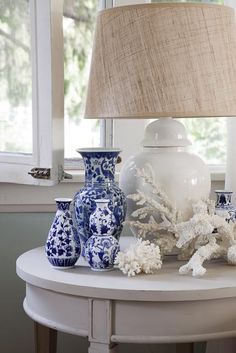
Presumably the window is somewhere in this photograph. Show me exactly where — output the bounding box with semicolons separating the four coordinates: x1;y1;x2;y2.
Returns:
0;0;32;155
180;118;227;167
0;0;64;185
0;0;231;187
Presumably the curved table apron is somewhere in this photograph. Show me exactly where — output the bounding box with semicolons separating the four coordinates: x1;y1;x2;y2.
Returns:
16;244;236;352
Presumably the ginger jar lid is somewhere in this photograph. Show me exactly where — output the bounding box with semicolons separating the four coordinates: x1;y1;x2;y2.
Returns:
141;118;192;147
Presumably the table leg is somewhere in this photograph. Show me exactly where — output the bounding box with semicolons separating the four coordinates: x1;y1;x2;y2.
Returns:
176;343;194;353
88;342;118;353
34;321;57;353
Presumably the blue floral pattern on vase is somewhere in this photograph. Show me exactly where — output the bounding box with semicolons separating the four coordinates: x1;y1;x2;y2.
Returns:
215;190;236;222
73;148;126;254
89;199;115;236
45;198;81;268
85;235;120;271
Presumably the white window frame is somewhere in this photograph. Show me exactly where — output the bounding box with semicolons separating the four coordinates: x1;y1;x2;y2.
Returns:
0;0;64;186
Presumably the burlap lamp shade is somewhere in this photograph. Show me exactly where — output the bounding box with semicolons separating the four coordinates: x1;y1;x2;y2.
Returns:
85;3;236;119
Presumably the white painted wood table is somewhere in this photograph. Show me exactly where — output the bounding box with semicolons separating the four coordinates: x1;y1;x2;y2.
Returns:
16;237;236;353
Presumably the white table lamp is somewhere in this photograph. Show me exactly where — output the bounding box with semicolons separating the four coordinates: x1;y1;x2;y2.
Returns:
84;3;236;222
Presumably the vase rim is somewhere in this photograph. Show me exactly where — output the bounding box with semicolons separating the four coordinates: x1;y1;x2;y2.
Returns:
76;147;121;153
55;198;73;203
94;198;110;203
215;190;233;194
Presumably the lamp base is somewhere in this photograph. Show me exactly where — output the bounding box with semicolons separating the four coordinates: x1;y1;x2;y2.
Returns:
119;118;211;226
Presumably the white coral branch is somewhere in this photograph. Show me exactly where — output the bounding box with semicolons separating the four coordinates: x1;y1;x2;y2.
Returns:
176;214;214;248
134;190;175;223
115;239;162;277
131;206;156;220
179;237;220;277
135;164;174;211
126;162;236;277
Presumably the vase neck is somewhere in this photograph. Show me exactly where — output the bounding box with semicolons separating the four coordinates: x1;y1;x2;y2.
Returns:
94;199;110;209
55;199;72;211
81;150;120;184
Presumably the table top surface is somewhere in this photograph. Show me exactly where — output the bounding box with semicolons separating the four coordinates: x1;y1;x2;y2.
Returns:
16;237;236;302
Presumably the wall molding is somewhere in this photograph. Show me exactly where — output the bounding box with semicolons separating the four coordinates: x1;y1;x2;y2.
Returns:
0;204;56;213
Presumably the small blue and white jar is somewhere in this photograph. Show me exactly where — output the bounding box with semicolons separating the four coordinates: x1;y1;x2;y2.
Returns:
85;235;120;271
45;198;81;269
85;199;120;271
215;190;236;222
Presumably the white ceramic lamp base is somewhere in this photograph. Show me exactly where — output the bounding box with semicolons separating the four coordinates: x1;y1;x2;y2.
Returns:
120;118;211;224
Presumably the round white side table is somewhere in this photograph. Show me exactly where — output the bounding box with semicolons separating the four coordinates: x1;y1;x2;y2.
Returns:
16;237;236;353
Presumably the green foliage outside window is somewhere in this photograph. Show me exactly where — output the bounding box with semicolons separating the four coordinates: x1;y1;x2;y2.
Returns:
180;118;226;165
0;0;32;153
63;0;97;121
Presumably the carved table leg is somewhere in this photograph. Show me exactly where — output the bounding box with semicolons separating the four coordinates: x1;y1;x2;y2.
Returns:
34;321;57;353
206;338;236;353
176;343;194;353
88;299;117;353
88;342;118;353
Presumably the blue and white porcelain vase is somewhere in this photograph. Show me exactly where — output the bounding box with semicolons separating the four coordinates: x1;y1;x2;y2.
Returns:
45;198;81;269
85;199;120;271
89;199;115;236
73;148;126;254
215;190;236;222
85;234;120;271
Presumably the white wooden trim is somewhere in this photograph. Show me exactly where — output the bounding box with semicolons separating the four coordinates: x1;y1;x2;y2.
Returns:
31;0;64;184
0;0;64;185
0;204;56;213
0;153;33;165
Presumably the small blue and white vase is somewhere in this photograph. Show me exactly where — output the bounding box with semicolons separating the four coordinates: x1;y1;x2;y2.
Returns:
85;235;120;271
73;148;126;255
45;198;81;269
89;199;116;236
215;190;236;222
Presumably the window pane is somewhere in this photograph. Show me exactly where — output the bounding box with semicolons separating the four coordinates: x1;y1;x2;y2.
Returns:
0;0;32;154
180;118;226;165
63;0;100;159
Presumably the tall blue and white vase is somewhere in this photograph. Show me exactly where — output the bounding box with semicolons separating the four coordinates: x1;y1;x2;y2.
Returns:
85;199;120;271
45;198;81;269
215;190;236;222
73;148;126;254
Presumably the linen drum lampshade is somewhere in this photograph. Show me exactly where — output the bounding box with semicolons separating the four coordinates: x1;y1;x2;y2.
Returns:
84;3;236;229
85;3;236;119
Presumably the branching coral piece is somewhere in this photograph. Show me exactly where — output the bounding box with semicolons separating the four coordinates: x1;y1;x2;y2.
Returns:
227;245;236;265
123;163;236;277
179;237;220;277
135;164;174;212
115;239;162;277
126;164;178;254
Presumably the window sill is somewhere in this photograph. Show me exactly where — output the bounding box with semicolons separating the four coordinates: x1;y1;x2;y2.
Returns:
61;170;120;183
0;168;225;212
62;169;225;183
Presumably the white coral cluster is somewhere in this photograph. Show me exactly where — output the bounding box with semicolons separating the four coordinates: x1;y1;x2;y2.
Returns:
115;239;162;277
121;163;236;277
